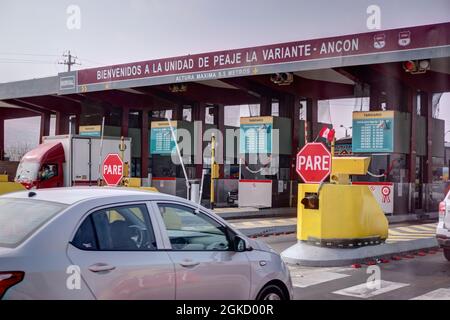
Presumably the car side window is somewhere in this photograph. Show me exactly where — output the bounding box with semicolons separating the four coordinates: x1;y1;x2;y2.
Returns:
72;215;98;250
157;203;230;251
72;204;157;251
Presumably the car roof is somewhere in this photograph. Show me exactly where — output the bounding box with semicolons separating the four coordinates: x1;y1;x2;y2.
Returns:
2;187;176;205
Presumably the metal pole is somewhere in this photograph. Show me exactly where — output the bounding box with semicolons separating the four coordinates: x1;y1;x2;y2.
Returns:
166;117;190;200
97;116;105;186
210;134;216;208
68;115;76;135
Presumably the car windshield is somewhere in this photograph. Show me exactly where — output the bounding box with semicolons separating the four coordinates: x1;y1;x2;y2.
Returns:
0;198;67;248
15;161;40;182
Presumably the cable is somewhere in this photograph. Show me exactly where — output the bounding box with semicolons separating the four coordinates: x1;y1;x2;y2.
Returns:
367;170;386;178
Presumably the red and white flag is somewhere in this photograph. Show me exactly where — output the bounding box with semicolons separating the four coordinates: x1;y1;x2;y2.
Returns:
319;126;335;142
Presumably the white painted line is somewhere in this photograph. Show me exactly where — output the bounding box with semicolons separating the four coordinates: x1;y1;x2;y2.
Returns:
290;271;350;288
410;288;450;300
332;280;409;299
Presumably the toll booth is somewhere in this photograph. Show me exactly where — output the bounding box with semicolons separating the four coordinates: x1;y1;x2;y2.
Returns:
149;120;196;198
351;110;446;214
238;116;292;208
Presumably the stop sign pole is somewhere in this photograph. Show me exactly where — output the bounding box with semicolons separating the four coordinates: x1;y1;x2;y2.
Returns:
102;153;124;186
296;142;332;184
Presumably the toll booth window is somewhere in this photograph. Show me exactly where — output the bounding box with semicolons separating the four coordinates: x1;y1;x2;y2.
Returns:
39;164;58;181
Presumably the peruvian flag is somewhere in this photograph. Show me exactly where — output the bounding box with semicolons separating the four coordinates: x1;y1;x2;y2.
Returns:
319;126;335;142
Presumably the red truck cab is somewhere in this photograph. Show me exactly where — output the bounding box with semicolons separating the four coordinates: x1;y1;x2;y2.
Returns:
15;142;65;189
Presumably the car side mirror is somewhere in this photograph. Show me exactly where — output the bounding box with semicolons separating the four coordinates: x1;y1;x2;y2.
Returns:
234;235;252;252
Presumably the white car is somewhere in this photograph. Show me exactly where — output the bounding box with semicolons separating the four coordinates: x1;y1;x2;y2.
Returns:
0;188;293;300
437;190;450;261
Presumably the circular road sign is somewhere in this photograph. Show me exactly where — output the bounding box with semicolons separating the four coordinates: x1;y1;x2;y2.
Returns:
102;153;124;186
296;142;332;184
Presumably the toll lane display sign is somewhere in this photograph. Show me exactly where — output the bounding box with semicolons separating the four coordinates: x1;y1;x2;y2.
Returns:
240;117;273;154
296;142;332;184
150;121;177;155
352;111;394;153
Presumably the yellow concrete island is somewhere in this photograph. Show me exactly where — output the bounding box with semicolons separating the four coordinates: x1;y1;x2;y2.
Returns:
297;157;388;248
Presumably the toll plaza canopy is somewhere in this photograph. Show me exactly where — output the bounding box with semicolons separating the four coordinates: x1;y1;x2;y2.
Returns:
0;21;449;214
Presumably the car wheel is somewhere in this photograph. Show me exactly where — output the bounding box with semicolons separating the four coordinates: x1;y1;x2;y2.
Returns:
444;248;450;261
256;284;287;301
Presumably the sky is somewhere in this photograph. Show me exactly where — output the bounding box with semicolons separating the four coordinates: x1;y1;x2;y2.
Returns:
1;0;449;150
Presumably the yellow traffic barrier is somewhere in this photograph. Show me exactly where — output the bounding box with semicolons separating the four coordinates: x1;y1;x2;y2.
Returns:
0;175;26;195
122;177;159;192
297;157;388;247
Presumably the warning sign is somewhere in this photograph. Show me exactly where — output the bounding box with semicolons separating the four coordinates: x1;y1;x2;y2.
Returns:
353;182;394;214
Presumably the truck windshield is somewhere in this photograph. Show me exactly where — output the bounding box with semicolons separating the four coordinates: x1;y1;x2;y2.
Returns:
0;198;67;248
15;161;40;182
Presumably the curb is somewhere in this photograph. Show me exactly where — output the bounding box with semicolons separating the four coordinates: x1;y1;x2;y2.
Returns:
280;237;439;267
238;225;296;237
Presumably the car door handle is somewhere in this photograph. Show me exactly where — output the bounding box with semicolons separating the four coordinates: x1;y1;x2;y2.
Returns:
179;260;200;268
88;263;116;273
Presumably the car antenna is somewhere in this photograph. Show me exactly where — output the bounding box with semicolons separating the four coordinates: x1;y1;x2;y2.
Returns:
28;191;37;198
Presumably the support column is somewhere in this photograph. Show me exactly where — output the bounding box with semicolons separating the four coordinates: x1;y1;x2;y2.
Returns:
193;102;206;179
260;96;272;116
215;104;225;179
141;110;149;179
407;89;418;183
407;89;418;213
369;85;381;111
278;95;290;118
55;112;69;135
121;107;130;137
74;115;80;135
306;98;318;141
0;118;4;161
419;92;433;213
40;113;51;143
385;80;402;111
422;92;433;185
289;96;300;181
172;104;184;121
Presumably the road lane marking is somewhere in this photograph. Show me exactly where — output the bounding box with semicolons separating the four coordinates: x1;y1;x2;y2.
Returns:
289;269;350;288
332;280;409;299
410;288;450;300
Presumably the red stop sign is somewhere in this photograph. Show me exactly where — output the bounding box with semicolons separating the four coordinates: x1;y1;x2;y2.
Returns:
102;154;124;186
296;142;332;183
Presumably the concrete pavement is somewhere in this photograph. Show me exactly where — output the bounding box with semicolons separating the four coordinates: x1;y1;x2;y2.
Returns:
232;218;440;267
260;234;450;300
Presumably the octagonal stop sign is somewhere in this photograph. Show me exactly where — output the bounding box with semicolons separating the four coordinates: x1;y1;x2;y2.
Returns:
296;142;332;183
102;153;124;186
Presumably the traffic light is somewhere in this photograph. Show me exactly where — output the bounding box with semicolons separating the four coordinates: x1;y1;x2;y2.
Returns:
270;73;293;85
301;193;319;210
402;60;430;74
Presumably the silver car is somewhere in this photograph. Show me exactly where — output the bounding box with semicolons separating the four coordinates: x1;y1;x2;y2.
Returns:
437;190;450;261
0;187;293;300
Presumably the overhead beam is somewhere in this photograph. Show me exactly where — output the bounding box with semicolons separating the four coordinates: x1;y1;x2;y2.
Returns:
133;86;194;107
220;77;283;100
20;96;81;114
249;74;354;100
85;90;156;109
153;82;259;105
0;106;42;119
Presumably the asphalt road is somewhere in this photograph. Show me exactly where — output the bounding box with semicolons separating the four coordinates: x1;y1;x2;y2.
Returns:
261;234;450;300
